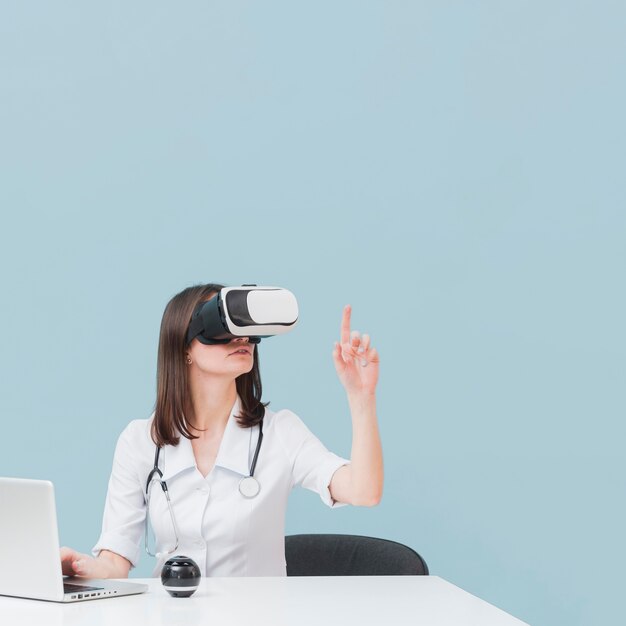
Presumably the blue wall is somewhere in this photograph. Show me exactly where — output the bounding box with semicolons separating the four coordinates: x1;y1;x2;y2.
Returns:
1;3;624;625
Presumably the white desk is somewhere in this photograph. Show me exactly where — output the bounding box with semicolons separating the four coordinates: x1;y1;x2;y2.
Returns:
0;575;529;626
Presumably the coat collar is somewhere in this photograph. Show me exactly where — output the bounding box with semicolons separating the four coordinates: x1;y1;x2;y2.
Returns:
160;394;255;481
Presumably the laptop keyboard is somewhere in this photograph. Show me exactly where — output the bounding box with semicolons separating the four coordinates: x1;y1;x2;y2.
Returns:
64;582;105;593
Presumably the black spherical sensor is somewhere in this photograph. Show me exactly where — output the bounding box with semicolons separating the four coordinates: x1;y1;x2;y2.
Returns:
161;555;201;597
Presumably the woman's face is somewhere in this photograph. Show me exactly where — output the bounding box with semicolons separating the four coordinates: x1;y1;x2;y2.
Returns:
186;335;255;377
186;293;255;377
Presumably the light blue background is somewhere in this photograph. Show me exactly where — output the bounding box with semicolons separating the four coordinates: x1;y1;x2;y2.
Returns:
1;3;624;625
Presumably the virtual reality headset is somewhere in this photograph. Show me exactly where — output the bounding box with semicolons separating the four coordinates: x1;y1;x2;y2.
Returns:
186;285;299;346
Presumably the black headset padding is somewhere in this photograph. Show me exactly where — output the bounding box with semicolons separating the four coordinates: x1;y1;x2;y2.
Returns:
186;295;228;345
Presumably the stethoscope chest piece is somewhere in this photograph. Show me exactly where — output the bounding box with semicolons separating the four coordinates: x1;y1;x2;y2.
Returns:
238;476;261;498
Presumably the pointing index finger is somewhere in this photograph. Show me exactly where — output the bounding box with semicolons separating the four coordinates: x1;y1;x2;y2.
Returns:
341;305;351;345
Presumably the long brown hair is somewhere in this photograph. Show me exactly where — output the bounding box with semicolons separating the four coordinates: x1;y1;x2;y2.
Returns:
150;283;269;447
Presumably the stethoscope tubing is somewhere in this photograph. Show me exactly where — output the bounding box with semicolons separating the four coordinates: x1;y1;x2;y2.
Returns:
144;419;264;557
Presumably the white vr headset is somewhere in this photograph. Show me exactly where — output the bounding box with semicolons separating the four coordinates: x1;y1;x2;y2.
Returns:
186;285;299;346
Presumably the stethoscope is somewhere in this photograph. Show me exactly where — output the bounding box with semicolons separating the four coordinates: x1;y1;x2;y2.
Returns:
144;418;264;558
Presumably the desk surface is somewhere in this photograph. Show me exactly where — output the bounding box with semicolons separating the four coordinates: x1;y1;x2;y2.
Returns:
0;575;529;626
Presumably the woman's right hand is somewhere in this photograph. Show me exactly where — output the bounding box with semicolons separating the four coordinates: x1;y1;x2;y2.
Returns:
60;546;131;579
60;546;99;577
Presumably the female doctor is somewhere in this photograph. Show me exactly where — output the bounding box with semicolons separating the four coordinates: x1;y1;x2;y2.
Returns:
60;283;383;578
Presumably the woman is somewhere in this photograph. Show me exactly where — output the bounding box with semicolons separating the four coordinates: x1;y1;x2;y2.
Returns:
60;283;383;578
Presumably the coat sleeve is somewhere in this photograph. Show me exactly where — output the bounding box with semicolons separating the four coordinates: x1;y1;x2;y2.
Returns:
91;421;147;568
273;409;351;508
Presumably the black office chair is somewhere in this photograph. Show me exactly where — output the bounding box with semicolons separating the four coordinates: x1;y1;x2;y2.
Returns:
285;534;429;576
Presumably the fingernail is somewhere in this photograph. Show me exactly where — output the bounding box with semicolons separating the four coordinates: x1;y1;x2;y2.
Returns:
74;560;84;570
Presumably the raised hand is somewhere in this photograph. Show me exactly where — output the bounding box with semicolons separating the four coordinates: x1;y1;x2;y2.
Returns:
332;305;379;396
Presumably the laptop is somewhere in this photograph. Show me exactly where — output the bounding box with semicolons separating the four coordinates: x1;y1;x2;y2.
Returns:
0;477;148;603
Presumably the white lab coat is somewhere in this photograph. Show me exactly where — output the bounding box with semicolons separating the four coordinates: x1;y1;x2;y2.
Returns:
91;395;350;577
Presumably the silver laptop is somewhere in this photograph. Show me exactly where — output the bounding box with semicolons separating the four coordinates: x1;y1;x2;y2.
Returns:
0;477;148;603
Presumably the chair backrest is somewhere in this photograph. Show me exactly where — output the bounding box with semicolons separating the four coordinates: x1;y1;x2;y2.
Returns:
285;534;429;576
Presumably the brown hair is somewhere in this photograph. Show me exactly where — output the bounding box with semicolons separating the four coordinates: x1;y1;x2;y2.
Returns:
150;283;269;447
